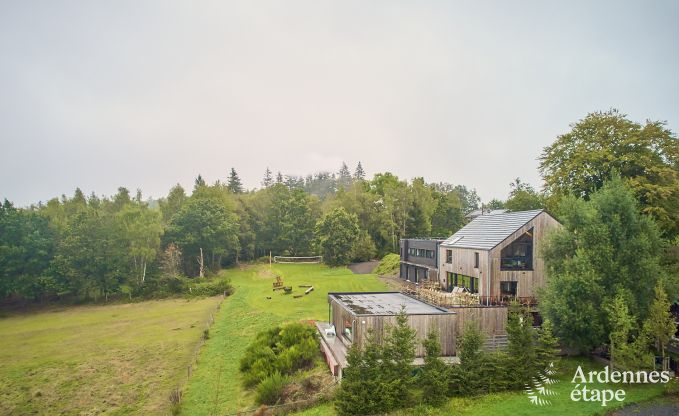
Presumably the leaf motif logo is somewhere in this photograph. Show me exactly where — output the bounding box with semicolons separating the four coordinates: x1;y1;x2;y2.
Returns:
525;362;560;406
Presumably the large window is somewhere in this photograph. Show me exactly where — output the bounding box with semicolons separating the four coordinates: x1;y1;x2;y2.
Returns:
447;273;479;293
500;229;534;271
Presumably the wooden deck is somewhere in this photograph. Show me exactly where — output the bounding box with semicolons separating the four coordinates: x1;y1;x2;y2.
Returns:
316;321;348;378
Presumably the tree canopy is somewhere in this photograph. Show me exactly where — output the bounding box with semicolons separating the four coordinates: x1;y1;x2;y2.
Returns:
539;109;679;237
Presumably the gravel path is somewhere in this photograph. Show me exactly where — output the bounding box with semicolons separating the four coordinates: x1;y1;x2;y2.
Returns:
347;260;380;274
609;397;679;416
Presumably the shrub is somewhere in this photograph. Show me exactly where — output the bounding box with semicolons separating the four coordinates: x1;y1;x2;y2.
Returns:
374;253;400;276
240;323;320;388
187;278;233;297
256;372;288;405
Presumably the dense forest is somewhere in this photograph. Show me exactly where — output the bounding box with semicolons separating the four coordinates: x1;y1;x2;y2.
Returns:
0;161;497;302
2;109;679;305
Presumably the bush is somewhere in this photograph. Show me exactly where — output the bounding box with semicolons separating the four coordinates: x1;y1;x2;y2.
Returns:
240;322;319;388
186;278;233;297
374;253;400;276
256;372;288;405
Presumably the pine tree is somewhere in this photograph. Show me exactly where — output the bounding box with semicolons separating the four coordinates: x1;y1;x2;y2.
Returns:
506;301;536;387
262;167;273;188
276;171;283;184
642;281;677;359
535;319;560;371
335;332;384;416
456;322;485;395
381;307;417;410
421;329;448;405
354;161;365;180
338;162;352;189
194;174;206;191
227;168;244;193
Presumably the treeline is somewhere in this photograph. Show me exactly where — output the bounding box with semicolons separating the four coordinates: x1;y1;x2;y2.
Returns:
0;162;482;302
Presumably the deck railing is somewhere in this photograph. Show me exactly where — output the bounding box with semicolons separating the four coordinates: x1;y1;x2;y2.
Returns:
400;280;538;308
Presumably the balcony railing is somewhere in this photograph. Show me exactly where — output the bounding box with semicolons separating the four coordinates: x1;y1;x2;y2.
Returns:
500;256;533;271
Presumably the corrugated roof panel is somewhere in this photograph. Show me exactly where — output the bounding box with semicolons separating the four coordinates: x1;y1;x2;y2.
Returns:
442;209;543;250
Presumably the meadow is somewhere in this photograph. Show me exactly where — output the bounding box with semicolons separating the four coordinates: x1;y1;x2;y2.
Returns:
0;297;222;415
178;263;389;415
178;263;667;416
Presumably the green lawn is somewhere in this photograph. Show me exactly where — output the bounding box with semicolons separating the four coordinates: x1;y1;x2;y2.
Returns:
178;263;668;416
178;263;389;415
0;297;222;415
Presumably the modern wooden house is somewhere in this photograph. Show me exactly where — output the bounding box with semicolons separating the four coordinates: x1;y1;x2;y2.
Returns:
317;292;458;377
438;209;560;303
399;238;445;283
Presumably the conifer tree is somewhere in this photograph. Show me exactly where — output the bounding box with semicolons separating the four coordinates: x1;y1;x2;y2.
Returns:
194;174;206;190
506;301;536;386
227;168;244;193
354;161;365;180
261;167;273;188
642;281;677;359
421;329;448;405
535;319;560;371
381;307;417;410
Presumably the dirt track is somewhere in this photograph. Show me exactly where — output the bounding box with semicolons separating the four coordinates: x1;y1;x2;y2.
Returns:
348;260;380;274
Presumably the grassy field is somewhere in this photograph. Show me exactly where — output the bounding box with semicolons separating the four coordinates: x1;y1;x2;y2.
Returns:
0;297;222;415
179;263;668;416
297;358;667;416
178;263;389;415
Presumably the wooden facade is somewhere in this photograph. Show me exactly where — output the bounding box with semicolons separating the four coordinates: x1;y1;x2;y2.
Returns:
329;293;458;356
327;294;510;356
439;211;561;299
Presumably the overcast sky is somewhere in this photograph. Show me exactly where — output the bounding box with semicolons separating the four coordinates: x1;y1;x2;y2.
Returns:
1;1;678;206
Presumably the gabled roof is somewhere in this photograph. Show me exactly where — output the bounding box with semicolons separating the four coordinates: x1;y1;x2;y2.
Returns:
442;209;544;250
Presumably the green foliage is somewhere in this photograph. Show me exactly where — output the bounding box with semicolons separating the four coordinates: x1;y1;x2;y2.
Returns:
539;109;679;237
420;329;448;406
535;319;560;371
505;178;544;211
227;167;244;194
186;278;233;297
0;200;57;300
350;231;377;262
641;281;677;359
541;176;669;352
602;290;657;371
451;323;489;396
314;207;360;266
239;322;319;388
255;372;288;405
166;197;240;276
335;309;417;415
374;253;400;275
506;302;536;387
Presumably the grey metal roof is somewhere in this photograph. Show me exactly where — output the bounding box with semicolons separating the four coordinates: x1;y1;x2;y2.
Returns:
441;209;544;250
330;292;449;315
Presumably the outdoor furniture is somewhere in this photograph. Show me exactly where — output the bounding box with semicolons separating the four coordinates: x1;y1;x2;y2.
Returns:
273;276;284;289
324;325;336;337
